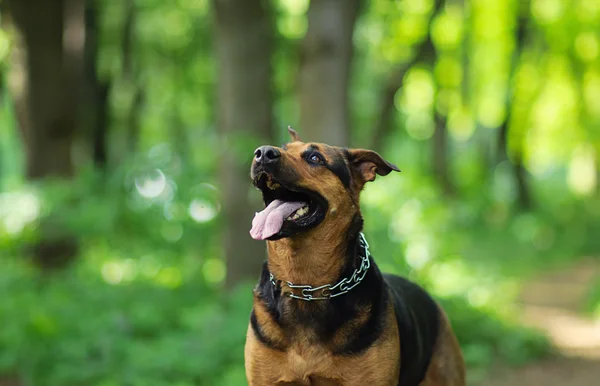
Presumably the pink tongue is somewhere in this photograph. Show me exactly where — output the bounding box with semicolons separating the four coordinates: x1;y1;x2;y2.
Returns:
250;199;306;240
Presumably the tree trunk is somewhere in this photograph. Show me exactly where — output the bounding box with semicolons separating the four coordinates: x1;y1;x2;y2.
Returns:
433;113;455;196
7;0;79;179
498;0;533;210
426;1;455;196
6;0;84;269
298;0;361;146
84;0;111;170
497;1;528;165
126;86;144;154
213;0;274;288
370;74;402;153
122;0;142;154
91;82;110;168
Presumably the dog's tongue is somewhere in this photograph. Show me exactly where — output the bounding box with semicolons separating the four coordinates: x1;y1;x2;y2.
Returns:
250;199;305;240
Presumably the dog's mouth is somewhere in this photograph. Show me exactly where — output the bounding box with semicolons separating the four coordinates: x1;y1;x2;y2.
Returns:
250;172;327;241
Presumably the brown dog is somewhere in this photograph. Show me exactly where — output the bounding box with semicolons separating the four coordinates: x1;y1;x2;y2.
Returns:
245;127;466;386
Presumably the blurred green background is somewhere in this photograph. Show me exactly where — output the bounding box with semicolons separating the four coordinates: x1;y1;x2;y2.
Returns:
1;0;599;385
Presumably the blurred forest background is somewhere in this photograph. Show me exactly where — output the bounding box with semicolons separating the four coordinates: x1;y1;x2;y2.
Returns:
0;0;599;385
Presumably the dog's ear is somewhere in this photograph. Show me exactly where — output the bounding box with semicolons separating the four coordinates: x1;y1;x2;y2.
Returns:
288;126;301;142
346;149;400;184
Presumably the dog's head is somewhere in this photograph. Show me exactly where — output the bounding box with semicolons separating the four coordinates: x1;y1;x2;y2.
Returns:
249;127;400;241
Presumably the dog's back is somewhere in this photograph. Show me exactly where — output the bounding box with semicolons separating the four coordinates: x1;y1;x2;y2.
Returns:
384;273;440;386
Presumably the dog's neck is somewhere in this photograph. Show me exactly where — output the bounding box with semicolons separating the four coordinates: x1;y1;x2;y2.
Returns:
266;215;363;287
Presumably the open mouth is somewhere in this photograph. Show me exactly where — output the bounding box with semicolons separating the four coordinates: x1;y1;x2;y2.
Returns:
250;173;327;241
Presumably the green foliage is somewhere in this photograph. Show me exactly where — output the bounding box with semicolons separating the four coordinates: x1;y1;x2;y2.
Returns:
0;255;252;386
439;297;551;368
0;167;567;384
2;0;600;384
585;277;600;319
0;249;550;386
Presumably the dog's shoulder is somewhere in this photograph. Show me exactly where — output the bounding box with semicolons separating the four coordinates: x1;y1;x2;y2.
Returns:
383;273;440;386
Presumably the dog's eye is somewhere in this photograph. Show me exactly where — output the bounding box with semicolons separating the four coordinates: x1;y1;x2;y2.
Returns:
308;153;324;165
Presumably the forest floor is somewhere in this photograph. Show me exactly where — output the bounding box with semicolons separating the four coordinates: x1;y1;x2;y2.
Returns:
478;257;600;386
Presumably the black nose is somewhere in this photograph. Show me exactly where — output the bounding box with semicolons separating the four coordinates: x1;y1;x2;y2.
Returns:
254;146;281;164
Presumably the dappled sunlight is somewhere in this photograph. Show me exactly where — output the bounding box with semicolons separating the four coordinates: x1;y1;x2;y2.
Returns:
277;0;309;39
100;256;185;289
404;239;433;270
467;286;494;308
427;259;474;296
0;190;41;235
532;0;565;24
134;168;167;199
389;199;425;240
0;29;10;61
189;199;218;223
399;68;435;112
155;266;183;288
189;183;221;223
448;105;475;141
405;111;435;140
583;70;600;117
574;32;599;62
426;259;521;313
202;258;226;286
401;0;434;15
101;259;135;285
431;5;463;49
567;144;598;196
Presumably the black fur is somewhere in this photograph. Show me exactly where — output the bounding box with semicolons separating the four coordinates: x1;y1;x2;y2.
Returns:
385;274;440;386
326;151;352;189
250;310;285;351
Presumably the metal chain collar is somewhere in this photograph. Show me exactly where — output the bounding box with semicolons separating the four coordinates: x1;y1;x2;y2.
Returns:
269;232;372;301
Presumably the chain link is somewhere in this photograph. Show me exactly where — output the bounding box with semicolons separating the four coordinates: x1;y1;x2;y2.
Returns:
269;233;371;301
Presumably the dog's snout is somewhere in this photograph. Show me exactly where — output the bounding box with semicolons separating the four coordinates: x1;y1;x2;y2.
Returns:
254;146;281;164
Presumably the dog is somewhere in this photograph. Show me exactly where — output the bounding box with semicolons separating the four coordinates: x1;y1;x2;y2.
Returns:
245;127;466;386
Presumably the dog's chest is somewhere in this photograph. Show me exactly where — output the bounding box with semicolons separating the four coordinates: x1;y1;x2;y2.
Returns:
279;343;342;384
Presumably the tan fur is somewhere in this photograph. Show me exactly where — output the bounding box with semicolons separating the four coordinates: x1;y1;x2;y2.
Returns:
253;292;289;347
245;300;400;386
246;137;466;386
419;308;466;386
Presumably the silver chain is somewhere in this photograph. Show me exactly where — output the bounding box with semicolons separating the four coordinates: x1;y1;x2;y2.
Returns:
269;232;372;301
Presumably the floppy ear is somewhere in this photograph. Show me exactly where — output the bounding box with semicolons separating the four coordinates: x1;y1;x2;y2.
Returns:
288;126;301;142
347;149;400;184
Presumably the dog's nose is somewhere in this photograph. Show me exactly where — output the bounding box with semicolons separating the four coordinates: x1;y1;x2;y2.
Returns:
254;146;281;164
